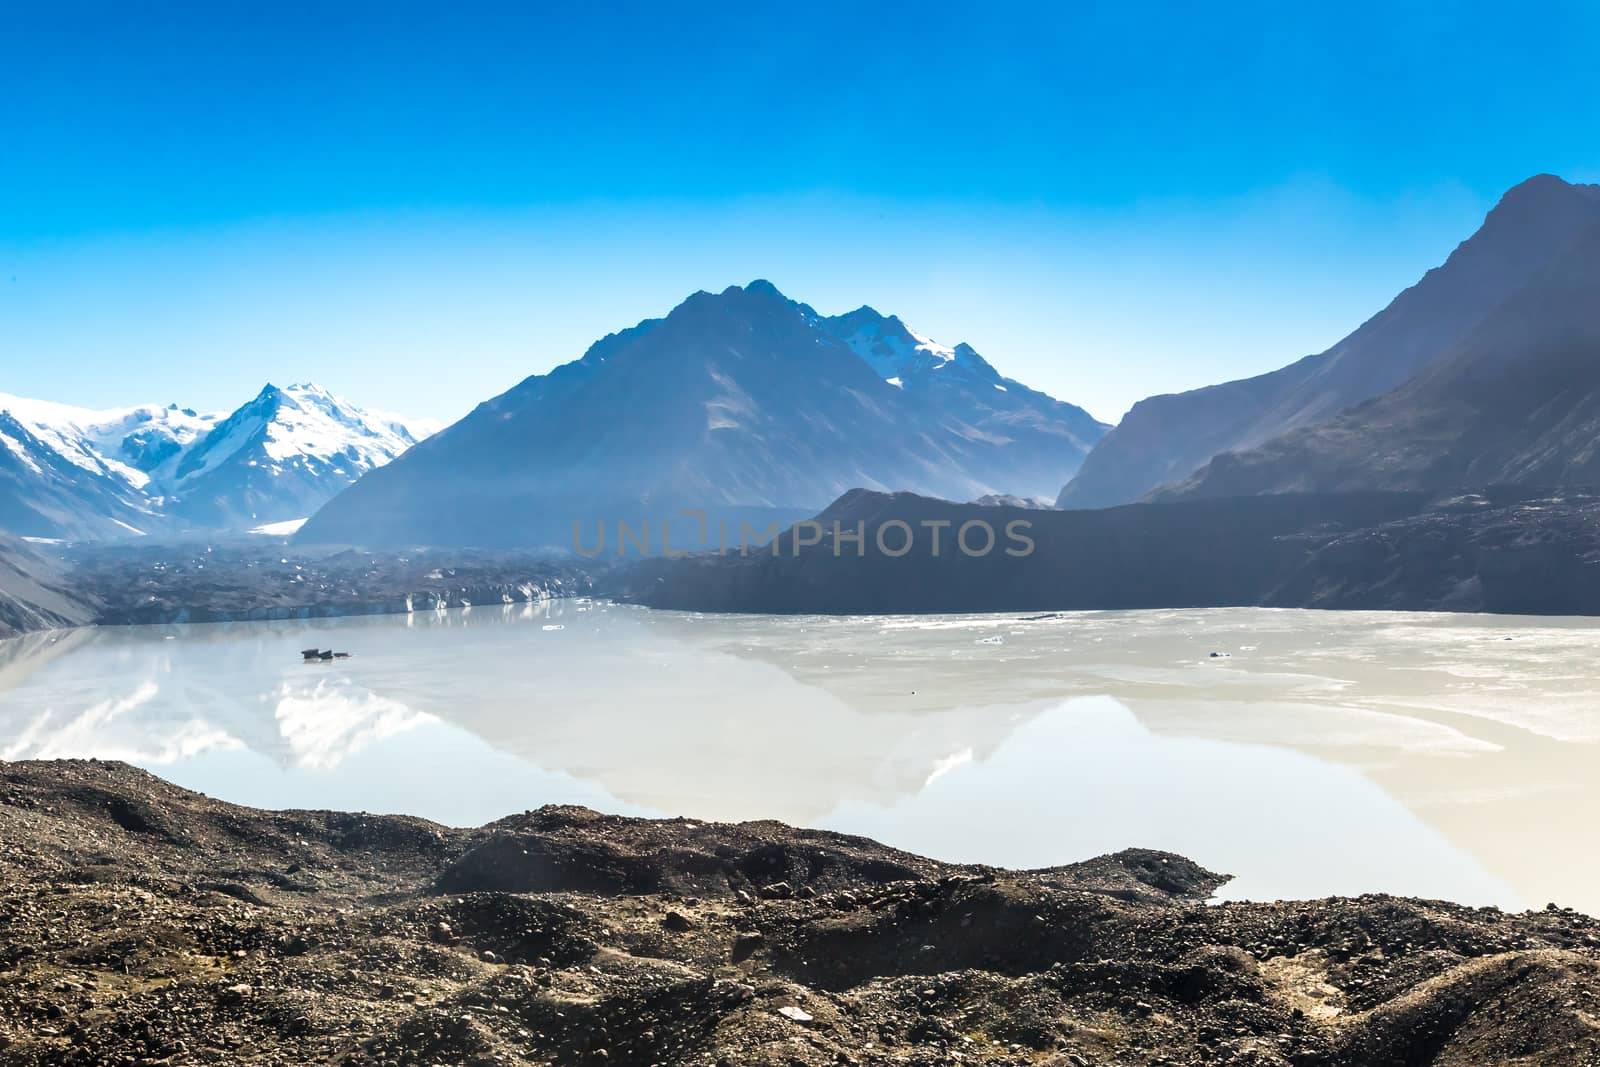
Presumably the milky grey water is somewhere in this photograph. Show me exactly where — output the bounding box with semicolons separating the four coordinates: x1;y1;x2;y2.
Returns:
3;602;1598;914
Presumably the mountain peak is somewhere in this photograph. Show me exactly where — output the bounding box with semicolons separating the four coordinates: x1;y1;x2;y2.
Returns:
952;342;995;370
295;280;1110;548
742;278;789;301
698;279;794;306
1500;172;1581;200
1484;173;1600;230
1058;173;1600;510
675;280;800;321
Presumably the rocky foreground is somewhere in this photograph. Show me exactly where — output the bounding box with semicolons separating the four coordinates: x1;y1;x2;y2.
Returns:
2;763;1599;1066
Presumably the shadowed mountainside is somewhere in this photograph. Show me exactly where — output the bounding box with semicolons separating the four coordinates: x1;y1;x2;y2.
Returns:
1057;174;1600;509
1158;217;1600;500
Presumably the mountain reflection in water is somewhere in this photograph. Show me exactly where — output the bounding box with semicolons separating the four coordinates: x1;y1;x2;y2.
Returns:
2;602;1596;914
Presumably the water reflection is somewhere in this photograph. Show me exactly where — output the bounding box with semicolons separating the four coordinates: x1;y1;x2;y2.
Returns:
0;603;1594;913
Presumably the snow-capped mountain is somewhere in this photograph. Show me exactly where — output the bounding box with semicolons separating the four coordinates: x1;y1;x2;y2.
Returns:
296;281;1108;549
162;383;435;530
807;301;1107;492
0;384;436;540
817;304;965;381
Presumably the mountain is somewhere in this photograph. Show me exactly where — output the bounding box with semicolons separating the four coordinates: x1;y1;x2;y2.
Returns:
296;281;1107;549
811;302;1106;499
161;383;432;530
1057;174;1600;508
0;384;434;540
0;397;212;540
0;530;93;637
1158;215;1600;499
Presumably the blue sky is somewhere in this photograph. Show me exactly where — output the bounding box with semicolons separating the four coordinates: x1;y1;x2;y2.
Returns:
2;1;1597;424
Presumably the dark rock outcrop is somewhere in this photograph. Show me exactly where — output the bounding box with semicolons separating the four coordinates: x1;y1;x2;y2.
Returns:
626;486;1600;616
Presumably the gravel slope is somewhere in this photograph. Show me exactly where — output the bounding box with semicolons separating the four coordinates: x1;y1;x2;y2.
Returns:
0;533;93;638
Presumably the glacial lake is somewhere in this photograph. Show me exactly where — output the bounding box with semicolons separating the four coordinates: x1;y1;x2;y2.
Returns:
2;602;1598;915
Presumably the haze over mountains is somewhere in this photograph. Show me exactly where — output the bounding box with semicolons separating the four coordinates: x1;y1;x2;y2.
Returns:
0;383;435;541
1158;188;1600;499
1058;174;1600;508
305;174;1600;555
297;281;1108;548
623;173;1600;617
9;171;1600;587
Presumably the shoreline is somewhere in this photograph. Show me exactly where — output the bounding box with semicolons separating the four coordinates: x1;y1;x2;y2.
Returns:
12;589;1600;645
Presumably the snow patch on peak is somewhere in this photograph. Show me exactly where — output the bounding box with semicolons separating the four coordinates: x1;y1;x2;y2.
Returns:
813;305;964;383
906;327;955;362
258;387;422;466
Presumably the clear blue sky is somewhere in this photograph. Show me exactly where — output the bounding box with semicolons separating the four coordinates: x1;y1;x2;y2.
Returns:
3;1;1597;425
